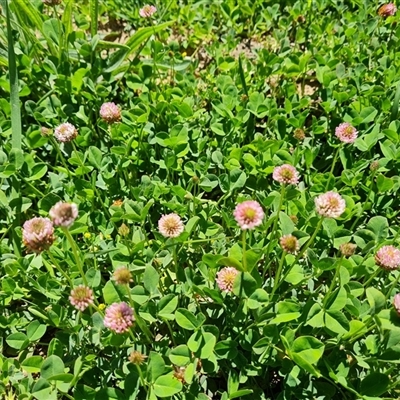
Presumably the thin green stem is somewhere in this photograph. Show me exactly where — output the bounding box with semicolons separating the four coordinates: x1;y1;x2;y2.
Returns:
280;217;324;286
325;146;341;191
242;230;247;271
172;244;179;280
363;268;381;288
165;319;177;346
50;137;73;179
323;255;344;309
46;251;74;287
127;288;153;342
385;271;400;301
350;170;377;231
136;365;148;393
263;185;286;278
271;251;287;296
392;226;400;245
63;228;87;285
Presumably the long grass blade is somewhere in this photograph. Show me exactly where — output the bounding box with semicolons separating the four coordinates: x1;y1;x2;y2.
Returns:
4;0;22;150
12;0;57;55
90;0;99;38
2;0;22;257
62;0;73;53
104;21;172;73
391;81;400;121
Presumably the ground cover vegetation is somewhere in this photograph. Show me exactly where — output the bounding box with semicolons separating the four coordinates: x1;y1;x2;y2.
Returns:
2;0;400;399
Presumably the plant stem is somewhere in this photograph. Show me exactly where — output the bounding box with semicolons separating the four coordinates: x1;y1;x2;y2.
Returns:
242;230;247;271
47;251;74;287
50;137;73;180
325;146;341;191
271;251;287;295
136;365;148;393
385;271;400;301
165;319;177;346
127;289;153;342
350;169;377;231
263;185;285;278
363;268;381;287
280;217;324;286
63;228;87;285
323;255;344;309
172;244;179;280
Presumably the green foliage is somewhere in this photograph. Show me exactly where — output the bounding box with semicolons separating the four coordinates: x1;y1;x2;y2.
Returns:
2;0;400;399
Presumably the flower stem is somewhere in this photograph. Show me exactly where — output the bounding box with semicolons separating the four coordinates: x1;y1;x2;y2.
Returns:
325;146;341;191
136;365;148;393
172;244;179;280
363;268;381;287
46;251;74;287
63;228;87;285
280;217;324;286
323;255;344;309
128;288;153;343
350;169;377;231
165;319;177;346
271;251;286;296
263;185;285;278
242;230;247;271
385;271;400;301
50;137;73;180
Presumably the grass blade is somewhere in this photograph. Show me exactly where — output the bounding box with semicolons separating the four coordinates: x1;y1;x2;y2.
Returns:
391;81;400;121
4;0;22;150
90;0;99;38
238;55;248;96
104;21;173;73
62;0;73;52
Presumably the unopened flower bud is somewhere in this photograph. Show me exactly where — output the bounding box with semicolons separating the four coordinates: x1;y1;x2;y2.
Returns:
294;128;305;140
40;127;51;136
340;242;357;257
118;223;130;237
370;161;379;171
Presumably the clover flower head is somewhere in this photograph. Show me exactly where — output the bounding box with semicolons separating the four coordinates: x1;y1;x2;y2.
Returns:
280;234;300;254
104;302;134;333
216;267;239;292
129;351;147;365
54;122;78;143
113;266;133;285
100;102;121;124
49;201;78;228
315;191;346;219
379;3;397;17
233;200;264;230
335;122;358;144
273;164;300;185
158;213;184;238
22;217;55;253
69;285;94;312
375;245;400;270
294;128;305;140
340;242;357;257
139;4;157;17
